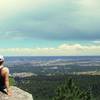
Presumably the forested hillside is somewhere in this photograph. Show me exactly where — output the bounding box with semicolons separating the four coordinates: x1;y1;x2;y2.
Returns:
14;75;100;100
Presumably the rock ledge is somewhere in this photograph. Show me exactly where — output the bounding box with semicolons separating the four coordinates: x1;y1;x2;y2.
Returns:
0;86;33;100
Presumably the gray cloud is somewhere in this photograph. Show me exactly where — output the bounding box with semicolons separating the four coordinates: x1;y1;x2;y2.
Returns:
0;0;100;41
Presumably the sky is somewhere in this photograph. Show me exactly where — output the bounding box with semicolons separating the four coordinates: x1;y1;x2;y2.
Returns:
0;0;100;56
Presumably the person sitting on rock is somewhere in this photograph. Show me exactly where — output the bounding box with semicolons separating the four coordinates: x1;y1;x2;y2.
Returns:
0;55;12;96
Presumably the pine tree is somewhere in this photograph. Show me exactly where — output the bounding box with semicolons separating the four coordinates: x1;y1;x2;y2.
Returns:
53;78;91;100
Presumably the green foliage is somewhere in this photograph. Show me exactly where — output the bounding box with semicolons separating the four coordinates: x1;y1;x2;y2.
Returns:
53;78;91;100
15;75;100;100
9;76;16;86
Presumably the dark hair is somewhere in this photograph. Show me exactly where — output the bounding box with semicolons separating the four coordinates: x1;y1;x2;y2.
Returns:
0;61;4;66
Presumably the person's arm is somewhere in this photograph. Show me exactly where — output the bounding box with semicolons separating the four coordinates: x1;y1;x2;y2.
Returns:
3;67;12;96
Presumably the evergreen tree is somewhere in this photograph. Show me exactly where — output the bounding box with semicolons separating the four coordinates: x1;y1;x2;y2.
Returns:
53;78;91;100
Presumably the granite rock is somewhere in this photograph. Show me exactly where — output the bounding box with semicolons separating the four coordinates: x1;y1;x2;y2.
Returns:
0;86;33;100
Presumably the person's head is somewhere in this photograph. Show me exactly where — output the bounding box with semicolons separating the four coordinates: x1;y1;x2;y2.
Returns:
0;55;4;66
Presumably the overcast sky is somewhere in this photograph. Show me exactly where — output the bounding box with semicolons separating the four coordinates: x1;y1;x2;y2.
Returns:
0;0;100;56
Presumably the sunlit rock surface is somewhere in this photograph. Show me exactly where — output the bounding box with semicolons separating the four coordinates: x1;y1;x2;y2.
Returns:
0;86;33;100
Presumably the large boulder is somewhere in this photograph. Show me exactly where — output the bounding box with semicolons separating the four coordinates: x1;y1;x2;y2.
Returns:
0;86;33;100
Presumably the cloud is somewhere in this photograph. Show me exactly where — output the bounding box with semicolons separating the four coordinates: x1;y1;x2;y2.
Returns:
93;41;100;44
0;0;100;41
0;43;100;56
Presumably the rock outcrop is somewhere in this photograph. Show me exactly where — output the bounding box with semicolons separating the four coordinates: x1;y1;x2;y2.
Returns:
0;86;33;100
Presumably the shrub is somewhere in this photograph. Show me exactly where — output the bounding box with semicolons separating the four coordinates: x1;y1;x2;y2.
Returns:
9;76;16;86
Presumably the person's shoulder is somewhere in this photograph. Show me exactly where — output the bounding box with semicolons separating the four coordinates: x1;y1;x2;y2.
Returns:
2;67;9;73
